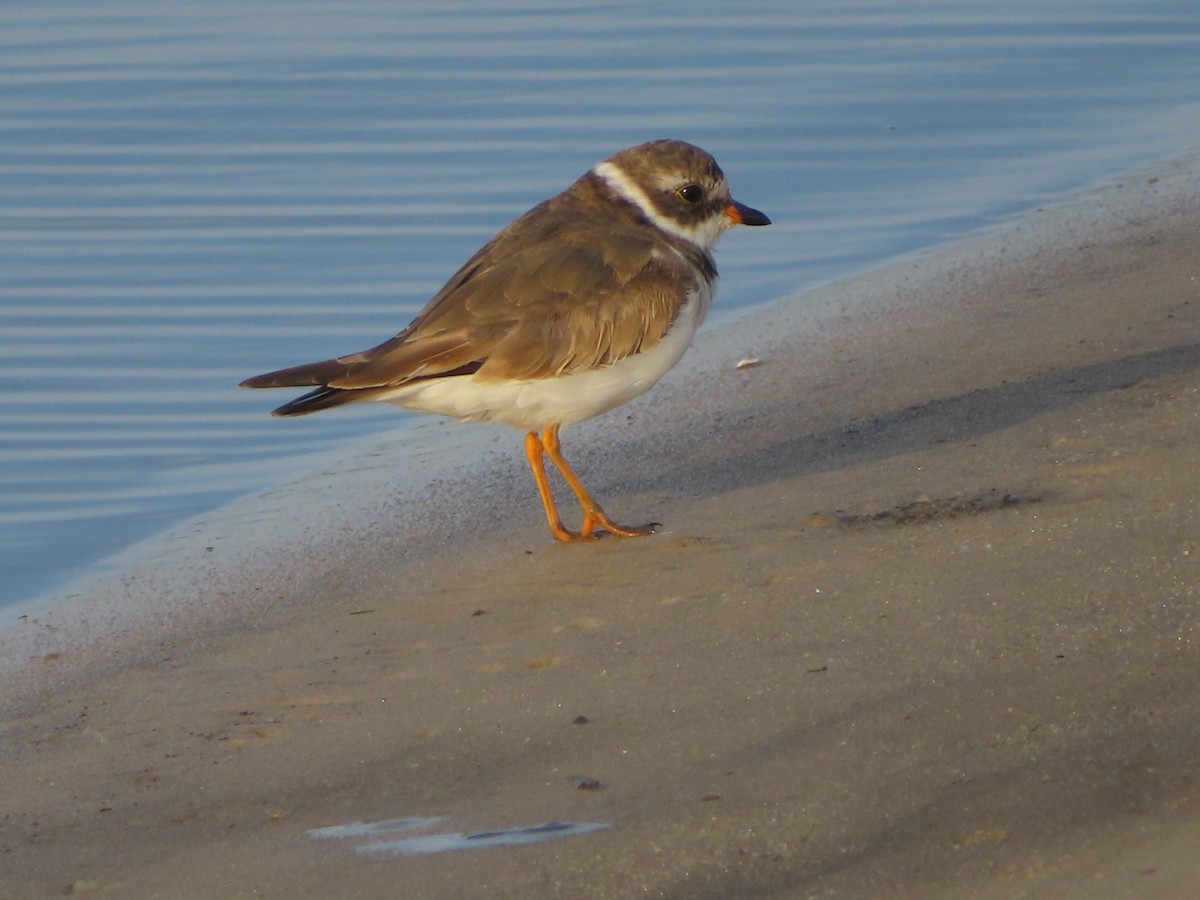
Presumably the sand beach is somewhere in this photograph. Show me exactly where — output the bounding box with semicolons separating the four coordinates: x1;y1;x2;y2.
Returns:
3;149;1200;898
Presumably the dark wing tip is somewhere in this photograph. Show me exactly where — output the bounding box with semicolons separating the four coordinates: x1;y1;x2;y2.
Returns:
267;387;345;416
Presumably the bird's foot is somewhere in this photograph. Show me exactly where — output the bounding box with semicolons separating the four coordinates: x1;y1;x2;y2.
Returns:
568;511;660;541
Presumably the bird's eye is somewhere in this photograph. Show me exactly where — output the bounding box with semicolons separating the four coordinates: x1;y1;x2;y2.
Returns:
676;184;703;204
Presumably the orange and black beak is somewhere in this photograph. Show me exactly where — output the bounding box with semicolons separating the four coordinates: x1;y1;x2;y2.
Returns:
725;199;771;227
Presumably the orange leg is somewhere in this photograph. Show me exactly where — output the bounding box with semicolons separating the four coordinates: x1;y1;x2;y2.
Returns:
523;424;657;542
524;430;579;542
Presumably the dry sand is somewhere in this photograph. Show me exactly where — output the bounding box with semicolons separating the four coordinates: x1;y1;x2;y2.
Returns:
3;151;1200;898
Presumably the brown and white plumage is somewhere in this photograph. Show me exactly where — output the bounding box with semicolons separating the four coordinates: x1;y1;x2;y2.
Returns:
242;140;769;541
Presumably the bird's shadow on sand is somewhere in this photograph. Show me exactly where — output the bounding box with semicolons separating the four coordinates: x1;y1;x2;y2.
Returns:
610;340;1200;500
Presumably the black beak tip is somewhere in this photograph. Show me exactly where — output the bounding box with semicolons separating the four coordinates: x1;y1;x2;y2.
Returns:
745;207;771;226
731;200;771;227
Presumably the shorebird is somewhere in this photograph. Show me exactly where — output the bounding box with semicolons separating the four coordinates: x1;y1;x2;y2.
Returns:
242;139;769;541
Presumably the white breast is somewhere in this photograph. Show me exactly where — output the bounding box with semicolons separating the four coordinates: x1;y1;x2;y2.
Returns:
378;284;712;432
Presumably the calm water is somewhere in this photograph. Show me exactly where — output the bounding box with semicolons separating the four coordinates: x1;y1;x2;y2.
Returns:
2;0;1200;614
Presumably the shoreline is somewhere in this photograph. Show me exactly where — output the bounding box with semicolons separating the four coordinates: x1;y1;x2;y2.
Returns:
4;147;1200;897
7;147;1195;678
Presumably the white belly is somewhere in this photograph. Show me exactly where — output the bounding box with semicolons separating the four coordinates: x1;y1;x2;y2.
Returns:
378;287;711;431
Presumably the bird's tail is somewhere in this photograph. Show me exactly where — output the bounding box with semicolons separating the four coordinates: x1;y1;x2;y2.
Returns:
240;359;389;417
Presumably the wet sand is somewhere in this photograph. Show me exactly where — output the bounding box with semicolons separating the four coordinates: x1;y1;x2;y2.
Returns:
3;151;1200;898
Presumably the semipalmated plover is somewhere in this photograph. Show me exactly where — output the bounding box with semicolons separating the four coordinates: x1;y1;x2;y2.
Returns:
242;139;769;541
